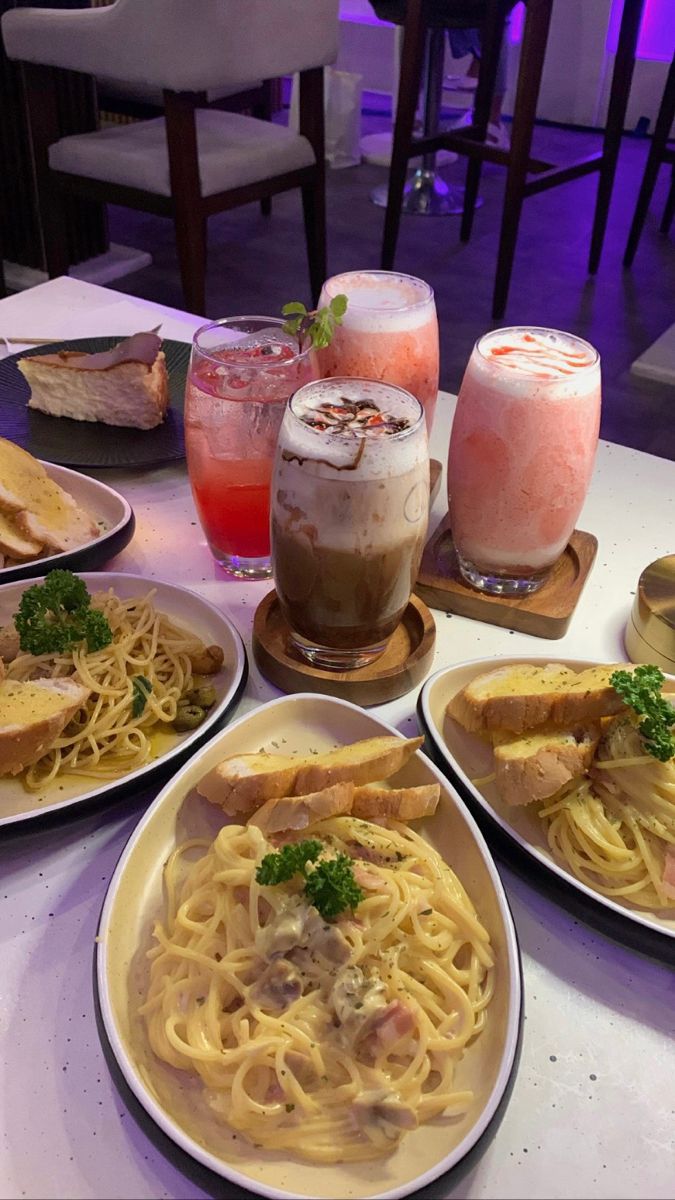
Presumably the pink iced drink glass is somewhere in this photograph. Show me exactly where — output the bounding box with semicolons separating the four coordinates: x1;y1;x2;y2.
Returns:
447;327;601;596
316;270;440;431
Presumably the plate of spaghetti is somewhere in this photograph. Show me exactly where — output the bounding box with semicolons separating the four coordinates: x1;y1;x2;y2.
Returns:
96;693;522;1199
418;656;675;963
0;571;247;826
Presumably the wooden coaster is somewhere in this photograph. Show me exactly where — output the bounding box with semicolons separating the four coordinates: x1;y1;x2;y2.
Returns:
414;514;598;639
253;591;436;706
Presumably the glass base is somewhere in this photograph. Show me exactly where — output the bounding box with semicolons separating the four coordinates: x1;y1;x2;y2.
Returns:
457;553;549;596
290;631;388;672
214;551;272;580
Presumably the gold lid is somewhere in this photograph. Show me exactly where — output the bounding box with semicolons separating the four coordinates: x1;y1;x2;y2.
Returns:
631;554;675;662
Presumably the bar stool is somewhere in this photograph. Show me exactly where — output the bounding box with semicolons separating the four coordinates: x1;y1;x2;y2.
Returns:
381;0;646;318
623;50;675;267
371;26;482;216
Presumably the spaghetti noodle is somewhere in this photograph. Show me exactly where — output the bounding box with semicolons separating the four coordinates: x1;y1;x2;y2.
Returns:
539;719;675;909
141;815;494;1162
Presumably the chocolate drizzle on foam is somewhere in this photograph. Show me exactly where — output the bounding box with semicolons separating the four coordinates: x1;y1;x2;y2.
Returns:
282;398;411;471
300;398;410;436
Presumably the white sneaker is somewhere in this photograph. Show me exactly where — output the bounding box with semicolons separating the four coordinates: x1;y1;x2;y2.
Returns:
487;121;510;151
446;110;510;151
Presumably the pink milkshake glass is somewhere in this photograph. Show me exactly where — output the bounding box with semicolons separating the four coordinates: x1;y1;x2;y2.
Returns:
316;270;440;432
447;327;601;596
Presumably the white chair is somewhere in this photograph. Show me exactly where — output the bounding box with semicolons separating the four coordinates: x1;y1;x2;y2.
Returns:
1;0;339;315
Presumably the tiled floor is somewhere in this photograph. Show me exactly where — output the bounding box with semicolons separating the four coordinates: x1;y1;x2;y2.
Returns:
107;121;675;461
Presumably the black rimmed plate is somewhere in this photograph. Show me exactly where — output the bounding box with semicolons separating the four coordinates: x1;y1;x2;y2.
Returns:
417;656;675;966
0;337;190;467
0;571;247;828
95;693;522;1200
0;462;135;585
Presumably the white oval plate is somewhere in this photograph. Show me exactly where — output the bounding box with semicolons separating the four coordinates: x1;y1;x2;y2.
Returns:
418;656;675;964
0;461;135;584
96;693;522;1200
0;571;247;827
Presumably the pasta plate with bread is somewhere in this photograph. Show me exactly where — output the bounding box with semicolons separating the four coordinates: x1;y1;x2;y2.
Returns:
0;571;246;826
419;657;675;958
96;693;521;1198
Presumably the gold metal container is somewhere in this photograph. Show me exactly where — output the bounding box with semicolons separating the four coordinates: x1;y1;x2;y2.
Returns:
625;554;675;673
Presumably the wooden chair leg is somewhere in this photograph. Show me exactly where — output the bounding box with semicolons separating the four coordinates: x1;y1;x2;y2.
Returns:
255;79;274;215
173;210;207;316
461;0;508;243
492;0;553;319
381;0;426;270
624;54;675;263
588;0;644;274
660;161;675;235
164;90;208;315
299;68;327;305
301;179;326;306
22;63;70;278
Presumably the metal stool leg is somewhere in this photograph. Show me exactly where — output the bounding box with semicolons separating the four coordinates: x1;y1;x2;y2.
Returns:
372;30;483;216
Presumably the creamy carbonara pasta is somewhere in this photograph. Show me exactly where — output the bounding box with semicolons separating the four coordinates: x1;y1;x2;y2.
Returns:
141;816;494;1162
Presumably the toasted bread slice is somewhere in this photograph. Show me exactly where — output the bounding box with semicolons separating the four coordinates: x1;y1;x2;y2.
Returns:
0;437;99;552
448;663;631;735
248;782;354;835
492;724;601;807
0;676;90;776
197;735;423;815
0;508;42;561
294;736;423;795
351;783;440;820
197;752;299;814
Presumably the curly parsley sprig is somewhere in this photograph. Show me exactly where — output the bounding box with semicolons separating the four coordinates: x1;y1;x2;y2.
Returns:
281;294;348;352
14;569;113;657
610;665;675;762
255;838;364;920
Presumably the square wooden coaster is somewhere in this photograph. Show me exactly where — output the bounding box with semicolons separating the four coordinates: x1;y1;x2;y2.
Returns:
414;514;598;639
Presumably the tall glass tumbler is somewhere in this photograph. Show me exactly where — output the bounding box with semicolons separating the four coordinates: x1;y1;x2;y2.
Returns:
447;327;601;596
316;270;440;431
271;377;429;670
184;317;317;579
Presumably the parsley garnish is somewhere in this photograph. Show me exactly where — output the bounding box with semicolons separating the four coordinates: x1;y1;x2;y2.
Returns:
14;569;113;656
281;294;348;351
256;840;323;885
303;853;365;920
131;675;152;719
255;840;364;920
610;665;675;762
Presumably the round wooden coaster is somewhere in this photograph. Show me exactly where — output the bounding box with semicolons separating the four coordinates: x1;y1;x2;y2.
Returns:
253;591;436;707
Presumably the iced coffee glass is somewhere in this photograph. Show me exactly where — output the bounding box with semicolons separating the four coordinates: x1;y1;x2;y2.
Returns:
271;378;429;670
316;271;440;431
448;327;601;596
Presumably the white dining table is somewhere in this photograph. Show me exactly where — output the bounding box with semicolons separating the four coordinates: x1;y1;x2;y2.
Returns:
0;275;673;1200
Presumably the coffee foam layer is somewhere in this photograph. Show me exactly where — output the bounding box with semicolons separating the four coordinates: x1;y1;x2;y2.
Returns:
282;379;426;481
476;328;600;395
322;272;435;334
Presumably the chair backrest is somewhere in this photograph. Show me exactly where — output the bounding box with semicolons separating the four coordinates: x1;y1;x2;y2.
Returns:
2;0;339;91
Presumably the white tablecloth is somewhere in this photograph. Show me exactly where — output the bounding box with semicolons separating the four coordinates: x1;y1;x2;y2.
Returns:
0;277;673;1200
